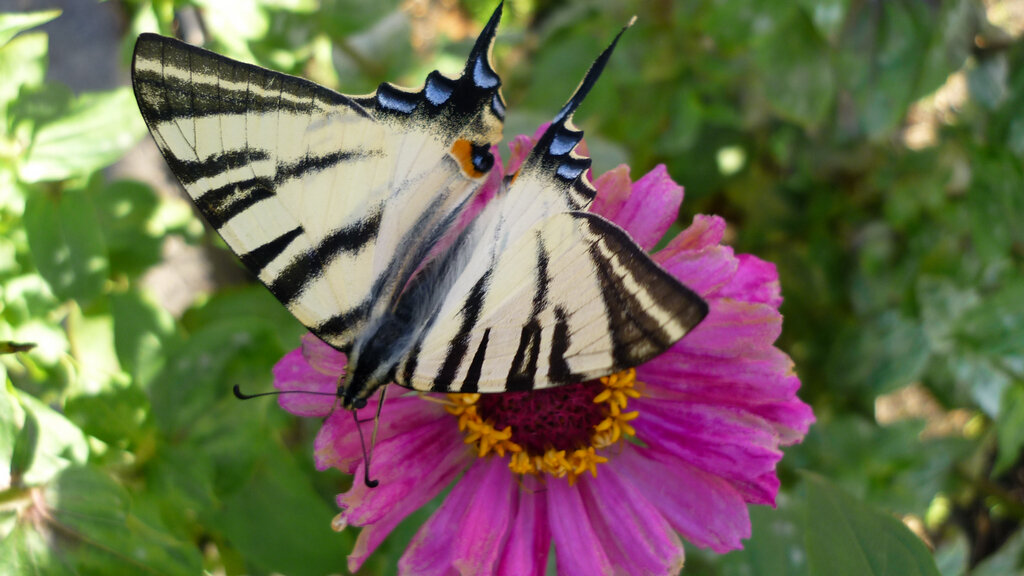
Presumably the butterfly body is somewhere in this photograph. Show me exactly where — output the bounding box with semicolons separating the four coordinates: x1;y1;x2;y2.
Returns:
132;4;708;410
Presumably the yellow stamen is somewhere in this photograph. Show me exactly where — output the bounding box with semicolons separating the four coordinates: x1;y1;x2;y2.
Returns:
440;369;642;484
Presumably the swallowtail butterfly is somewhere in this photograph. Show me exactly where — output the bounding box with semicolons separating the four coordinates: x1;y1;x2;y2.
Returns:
131;4;708;412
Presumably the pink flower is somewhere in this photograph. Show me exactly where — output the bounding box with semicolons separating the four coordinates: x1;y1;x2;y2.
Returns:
273;128;814;575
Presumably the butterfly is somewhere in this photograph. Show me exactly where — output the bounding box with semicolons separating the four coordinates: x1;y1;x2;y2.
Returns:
131;3;708;413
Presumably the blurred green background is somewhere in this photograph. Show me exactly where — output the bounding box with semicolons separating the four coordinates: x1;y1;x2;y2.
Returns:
1;0;1022;574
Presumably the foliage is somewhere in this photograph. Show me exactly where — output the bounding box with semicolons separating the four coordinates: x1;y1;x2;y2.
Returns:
1;0;1022;574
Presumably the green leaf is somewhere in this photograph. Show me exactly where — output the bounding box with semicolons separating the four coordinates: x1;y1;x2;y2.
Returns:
933;532;968;576
966;150;1024;261
967;53;1008;110
24;191;108;304
15;393;88;486
64;386;148;448
994;384;1024;476
720;497;809;576
8;406;38;485
754;7;834;129
971;527;1024;576
0;31;48;119
955;278;1024;356
216;445;352;576
91;180;164;277
149;318;287;436
0;10;60;48
111;291;176;388
67;305;126;394
0;519;77;576
804;474;941;576
836;1;935;138
828;312;930;400
916;277;980;354
0;384;22;489
18;88;145;182
37;466;203;575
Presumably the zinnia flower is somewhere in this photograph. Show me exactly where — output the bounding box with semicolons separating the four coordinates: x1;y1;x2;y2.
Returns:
273;127;814;575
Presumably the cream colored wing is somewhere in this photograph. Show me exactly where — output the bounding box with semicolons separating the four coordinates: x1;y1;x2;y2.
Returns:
395;23;707;393
131;5;506;351
399;211;707;392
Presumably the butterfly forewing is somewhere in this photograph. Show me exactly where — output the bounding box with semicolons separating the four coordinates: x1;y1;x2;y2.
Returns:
132;20;505;351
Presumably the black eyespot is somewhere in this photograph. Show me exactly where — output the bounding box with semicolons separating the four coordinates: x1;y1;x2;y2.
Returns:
471;144;494;173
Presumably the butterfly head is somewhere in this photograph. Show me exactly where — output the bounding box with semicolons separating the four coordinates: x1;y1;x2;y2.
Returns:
338;344;397;411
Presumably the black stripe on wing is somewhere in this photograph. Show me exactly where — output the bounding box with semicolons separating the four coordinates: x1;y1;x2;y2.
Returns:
171;148;381;229
430;270;493;392
505;232;551;391
240;226;304;274
351;2;506;143
575;212;708;369
267;209;384;305
132;33;371;124
517;19;635;211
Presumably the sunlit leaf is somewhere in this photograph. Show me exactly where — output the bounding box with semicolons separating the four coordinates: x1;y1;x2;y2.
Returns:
0;31;48;118
18;88;145;182
0;10;60;48
24;191;108;304
15;394;87;486
91;180;164;277
111;291;177;388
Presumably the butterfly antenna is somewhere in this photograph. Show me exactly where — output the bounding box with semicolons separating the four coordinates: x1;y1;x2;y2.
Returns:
552;16;636;125
232;385;336;400
352;408;380;488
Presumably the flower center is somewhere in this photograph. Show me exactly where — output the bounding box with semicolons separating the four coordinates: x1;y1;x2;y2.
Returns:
476;381;607;453
443;369;642;483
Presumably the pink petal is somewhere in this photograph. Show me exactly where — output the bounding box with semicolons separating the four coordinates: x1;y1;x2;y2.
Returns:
617;448;751;552
506;134;537;175
346;432;468;569
748;399;816;444
578;467;686;575
633;399;783;505
639;350;800;406
314;391;450;473
548;478;613;575
659;214;726;254
655;243;738;298
718;254;783;307
300;332;347;376
497;476;550;575
400;457;516;575
590;165;632;221
676;299;783;358
272;348;337;417
604;164;685;251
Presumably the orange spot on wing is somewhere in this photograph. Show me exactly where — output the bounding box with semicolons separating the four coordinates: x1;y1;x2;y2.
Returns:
450;139;484;178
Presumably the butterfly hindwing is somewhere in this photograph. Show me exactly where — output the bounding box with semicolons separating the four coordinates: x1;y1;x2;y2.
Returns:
131;6;505;351
398;209;707;393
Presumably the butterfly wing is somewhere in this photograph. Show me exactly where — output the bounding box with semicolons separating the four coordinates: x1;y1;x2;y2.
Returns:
131;6;506;351
395;29;708;393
